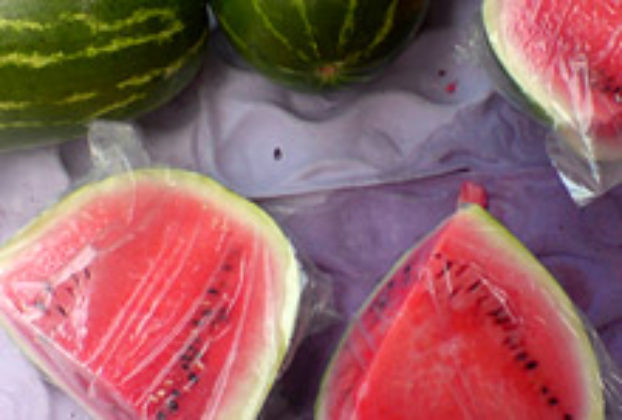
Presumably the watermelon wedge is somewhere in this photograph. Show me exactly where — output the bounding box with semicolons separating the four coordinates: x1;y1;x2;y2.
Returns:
0;169;301;419
482;0;622;160
316;194;604;419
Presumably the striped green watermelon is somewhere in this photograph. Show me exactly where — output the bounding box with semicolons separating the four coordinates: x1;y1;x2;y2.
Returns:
0;0;208;150
211;0;429;90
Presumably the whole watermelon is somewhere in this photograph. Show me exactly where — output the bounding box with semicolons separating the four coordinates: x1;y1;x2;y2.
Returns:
0;0;208;150
211;0;429;90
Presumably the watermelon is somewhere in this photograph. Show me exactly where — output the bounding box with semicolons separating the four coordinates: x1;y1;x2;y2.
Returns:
0;169;301;419
316;190;604;419
0;0;208;150
211;0;429;90
482;0;622;160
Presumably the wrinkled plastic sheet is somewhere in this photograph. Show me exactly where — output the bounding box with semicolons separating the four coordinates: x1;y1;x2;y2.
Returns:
480;0;622;205
0;0;620;418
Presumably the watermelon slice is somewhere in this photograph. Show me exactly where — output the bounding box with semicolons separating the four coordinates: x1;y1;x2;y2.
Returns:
482;0;622;160
316;195;604;419
0;169;301;419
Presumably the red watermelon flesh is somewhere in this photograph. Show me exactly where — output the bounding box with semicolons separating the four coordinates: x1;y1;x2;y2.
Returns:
0;169;301;420
316;204;603;419
483;0;622;159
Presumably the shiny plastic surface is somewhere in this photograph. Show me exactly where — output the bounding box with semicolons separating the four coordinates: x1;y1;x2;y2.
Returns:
316;198;622;419
0;124;303;419
481;0;622;204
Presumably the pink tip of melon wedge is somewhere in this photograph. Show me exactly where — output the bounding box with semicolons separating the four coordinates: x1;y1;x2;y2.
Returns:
458;181;489;208
0;169;301;420
316;188;604;420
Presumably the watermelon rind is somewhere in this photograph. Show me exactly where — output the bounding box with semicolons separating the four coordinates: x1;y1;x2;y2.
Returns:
0;1;209;151
0;168;302;420
481;0;622;162
315;204;604;419
211;0;430;91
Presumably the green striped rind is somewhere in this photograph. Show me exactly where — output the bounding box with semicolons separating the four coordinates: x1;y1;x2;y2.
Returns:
0;1;208;150
212;0;429;90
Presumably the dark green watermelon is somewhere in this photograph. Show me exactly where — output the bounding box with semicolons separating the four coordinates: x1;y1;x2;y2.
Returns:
211;0;429;90
0;0;208;150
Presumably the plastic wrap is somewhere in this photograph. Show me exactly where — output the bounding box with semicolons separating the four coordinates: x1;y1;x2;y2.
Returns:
257;169;622;418
479;0;622;205
0;121;333;420
312;190;622;418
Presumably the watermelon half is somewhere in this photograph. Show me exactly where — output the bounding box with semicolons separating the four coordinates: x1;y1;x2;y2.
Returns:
211;0;429;90
0;169;301;419
316;199;604;419
482;0;622;161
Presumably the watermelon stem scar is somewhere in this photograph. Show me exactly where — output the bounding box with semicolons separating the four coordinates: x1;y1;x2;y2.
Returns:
0;169;302;420
316;185;604;420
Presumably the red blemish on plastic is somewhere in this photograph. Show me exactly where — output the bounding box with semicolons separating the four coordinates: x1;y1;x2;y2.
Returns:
445;82;457;94
458;182;489;209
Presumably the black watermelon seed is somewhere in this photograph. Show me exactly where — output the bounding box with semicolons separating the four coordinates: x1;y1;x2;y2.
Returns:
403;265;411;274
564;414;573;420
202;309;212;317
487;307;504;317
449;286;462;298
495;316;513;326
502;322;519;331
171;389;180;398
57;305;67;316
548;397;559;406
525;360;539;370
541;386;549;395
181;363;189;370
454;264;468;277
467;281;481;292
207;288;219;295
156;411;166;420
222;263;233;272
71;273;81;285
273;147;283;160
515;352;528;362
188;372;198;383
475;296;488;306
168;400;179;412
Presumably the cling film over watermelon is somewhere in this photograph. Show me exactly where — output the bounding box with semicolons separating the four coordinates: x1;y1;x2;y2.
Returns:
479;0;622;205
315;184;622;419
0;121;337;420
